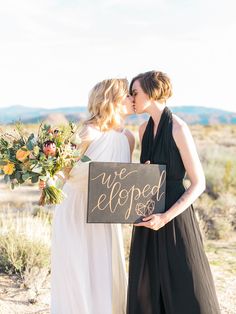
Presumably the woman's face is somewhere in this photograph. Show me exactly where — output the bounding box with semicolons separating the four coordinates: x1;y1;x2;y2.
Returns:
120;94;135;116
131;80;150;114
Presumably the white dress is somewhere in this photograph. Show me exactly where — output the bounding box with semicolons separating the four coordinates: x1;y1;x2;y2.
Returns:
51;128;130;314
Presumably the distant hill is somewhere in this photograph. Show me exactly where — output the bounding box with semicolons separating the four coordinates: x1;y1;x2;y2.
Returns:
0;105;87;124
0;105;236;125
171;106;236;125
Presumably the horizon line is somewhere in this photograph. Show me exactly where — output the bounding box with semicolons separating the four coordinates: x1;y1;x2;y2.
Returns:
0;104;235;114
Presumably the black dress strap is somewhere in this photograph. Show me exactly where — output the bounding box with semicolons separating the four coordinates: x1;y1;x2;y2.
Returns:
140;106;172;164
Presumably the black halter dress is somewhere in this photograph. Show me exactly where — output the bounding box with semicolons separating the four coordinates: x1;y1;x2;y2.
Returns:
127;107;220;314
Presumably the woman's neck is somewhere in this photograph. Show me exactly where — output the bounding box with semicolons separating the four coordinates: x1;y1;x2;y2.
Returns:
117;117;125;130
146;102;166;128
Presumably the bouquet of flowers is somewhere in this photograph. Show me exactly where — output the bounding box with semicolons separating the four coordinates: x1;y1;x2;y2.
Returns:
0;122;89;206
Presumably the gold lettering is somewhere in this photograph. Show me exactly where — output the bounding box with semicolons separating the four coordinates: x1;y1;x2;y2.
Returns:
156;170;166;201
91;172;116;189
142;184;151;197
91;194;107;212
109;182;122;213
125;185;141;220
90;168;166;220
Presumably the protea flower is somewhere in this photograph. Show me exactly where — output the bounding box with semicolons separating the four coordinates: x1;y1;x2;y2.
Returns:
43;140;57;157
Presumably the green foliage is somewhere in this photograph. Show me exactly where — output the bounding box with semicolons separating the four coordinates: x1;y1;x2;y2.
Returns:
26;133;37;150
80;155;91;162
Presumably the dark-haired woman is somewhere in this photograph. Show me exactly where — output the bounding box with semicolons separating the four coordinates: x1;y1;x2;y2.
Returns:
127;71;220;314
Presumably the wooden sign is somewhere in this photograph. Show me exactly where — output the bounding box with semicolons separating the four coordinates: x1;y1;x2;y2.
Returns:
87;162;166;224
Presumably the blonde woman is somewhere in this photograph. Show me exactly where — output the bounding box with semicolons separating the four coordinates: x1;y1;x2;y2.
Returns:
49;79;134;313
127;71;220;314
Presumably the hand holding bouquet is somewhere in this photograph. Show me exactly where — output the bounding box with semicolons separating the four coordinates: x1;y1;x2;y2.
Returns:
0;122;89;206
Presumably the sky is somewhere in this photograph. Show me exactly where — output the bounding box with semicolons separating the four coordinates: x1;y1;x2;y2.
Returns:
0;0;236;112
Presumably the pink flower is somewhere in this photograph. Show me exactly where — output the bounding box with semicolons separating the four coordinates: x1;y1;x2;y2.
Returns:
43;141;57;157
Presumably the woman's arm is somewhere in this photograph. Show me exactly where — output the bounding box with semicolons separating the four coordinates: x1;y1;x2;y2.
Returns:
135;117;205;230
164;118;205;221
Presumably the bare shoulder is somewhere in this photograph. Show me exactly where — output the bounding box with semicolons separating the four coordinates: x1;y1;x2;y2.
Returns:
79;123;100;140
124;128;135;153
172;114;193;148
79;123;91;134
124;128;135;142
139;121;148;142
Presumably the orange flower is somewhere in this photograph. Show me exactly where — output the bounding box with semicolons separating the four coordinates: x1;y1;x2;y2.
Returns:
16;146;30;162
3;162;15;175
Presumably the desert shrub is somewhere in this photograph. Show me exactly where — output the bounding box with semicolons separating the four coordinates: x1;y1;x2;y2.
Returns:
32;206;53;225
223;160;235;190
195;193;236;240
196;208;220;240
229;208;236;231
0;231;50;277
0;207;51;279
0;208;52;245
215;193;236;232
195;194;219;239
203;151;236;196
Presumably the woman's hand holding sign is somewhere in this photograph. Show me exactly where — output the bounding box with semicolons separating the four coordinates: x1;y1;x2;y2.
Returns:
134;160;168;231
134;213;168;231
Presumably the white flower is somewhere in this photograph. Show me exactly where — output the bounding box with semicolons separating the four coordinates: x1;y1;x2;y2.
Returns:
70;133;81;146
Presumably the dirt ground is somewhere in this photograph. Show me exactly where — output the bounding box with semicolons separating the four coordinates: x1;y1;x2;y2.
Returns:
0;237;236;314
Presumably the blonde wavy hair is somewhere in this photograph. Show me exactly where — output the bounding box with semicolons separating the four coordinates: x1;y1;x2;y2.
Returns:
77;78;129;155
86;78;129;131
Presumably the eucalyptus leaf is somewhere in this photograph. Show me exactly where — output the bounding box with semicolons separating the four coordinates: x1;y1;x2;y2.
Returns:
26;139;36;150
28;133;35;141
80;155;91;163
22;173;31;181
31;175;39;184
15;171;22;180
4;175;10;184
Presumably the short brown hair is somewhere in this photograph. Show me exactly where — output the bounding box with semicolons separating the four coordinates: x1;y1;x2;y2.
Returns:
130;70;172;103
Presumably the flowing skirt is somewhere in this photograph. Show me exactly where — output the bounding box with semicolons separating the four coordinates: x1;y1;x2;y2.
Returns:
127;183;220;314
51;173;127;314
